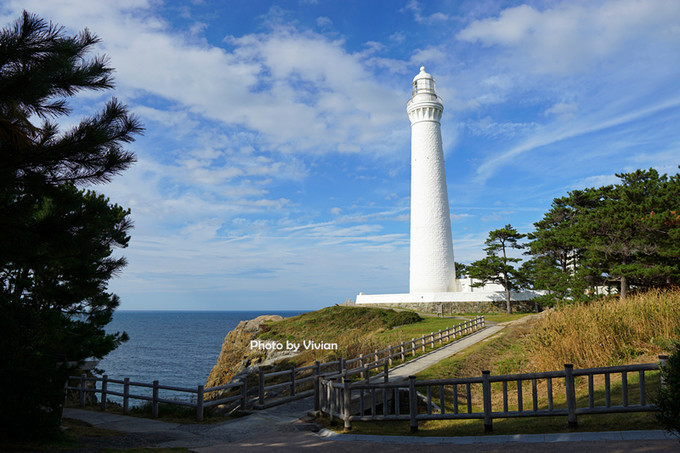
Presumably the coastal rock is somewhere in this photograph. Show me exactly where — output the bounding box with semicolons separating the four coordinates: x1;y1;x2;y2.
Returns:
205;314;296;389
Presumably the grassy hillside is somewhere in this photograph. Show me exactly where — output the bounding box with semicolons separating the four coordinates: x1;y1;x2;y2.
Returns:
416;290;680;380
258;305;476;364
529;289;680;370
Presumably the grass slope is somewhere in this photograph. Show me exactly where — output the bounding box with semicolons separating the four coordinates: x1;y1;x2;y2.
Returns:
258;305;476;366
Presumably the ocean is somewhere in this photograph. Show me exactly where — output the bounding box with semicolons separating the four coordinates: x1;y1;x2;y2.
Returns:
96;310;307;400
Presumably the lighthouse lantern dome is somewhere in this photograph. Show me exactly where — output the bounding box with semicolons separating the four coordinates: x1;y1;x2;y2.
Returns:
412;66;435;95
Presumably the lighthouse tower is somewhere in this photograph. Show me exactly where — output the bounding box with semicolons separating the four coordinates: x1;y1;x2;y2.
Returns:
407;67;457;293
355;67;542;310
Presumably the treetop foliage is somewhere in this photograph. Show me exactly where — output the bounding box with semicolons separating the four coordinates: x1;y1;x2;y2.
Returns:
0;11;140;188
525;167;680;304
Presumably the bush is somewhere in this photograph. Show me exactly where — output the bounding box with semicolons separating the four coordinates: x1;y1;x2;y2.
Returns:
386;311;422;328
655;343;680;437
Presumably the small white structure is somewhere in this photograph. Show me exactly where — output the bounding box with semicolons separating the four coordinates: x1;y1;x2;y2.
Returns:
356;67;541;310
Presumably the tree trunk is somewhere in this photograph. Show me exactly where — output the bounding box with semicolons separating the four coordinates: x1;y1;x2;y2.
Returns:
504;284;512;314
502;246;512;314
620;275;627;299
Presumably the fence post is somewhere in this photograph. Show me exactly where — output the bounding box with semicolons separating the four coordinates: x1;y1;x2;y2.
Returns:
409;376;418;433
329;380;336;426
564;364;577;429
343;376;352;431
374;349;379;364
290;366;296;396
152;380;159;418
79;374;86;407
359;354;364;368
482;370;493;432
100;375;108;412
339;356;345;373
384;361;389;383
258;370;265;405
364;366;370;383
314;377;321;413
123;378;130;414
240;378;247;410
196;385;204;422
422;336;426;353
401;344;405;361
411;339;416;357
314;361;321;412
659;355;669;388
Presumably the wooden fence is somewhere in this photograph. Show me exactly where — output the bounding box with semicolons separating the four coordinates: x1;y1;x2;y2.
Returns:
68;316;486;419
317;356;668;432
66;375;246;421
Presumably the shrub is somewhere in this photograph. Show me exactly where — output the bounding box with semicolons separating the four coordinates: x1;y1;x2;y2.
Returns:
386;311;422;329
655;343;680;437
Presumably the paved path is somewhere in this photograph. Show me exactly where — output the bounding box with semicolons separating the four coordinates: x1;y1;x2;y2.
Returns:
386;323;504;381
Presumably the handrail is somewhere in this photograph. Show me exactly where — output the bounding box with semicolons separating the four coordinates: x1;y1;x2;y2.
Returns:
316;358;667;432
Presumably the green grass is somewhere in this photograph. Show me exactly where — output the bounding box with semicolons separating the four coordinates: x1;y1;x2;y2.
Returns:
333;412;660;437
374;316;479;345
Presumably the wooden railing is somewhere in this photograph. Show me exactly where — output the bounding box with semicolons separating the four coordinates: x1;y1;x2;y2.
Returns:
317;357;668;432
68;316;486;419
66;375;246;421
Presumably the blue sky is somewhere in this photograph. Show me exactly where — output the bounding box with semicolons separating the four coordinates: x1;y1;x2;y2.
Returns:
3;0;679;310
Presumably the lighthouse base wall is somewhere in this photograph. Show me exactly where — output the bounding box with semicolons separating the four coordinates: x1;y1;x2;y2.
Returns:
355;288;546;314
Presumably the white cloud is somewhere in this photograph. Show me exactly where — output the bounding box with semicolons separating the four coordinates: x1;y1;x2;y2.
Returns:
316;16;332;27
5;0;405;158
466;117;537;138
571;174;621;190
403;0;450;24
457;1;680;75
474;95;680;182
544;101;579;119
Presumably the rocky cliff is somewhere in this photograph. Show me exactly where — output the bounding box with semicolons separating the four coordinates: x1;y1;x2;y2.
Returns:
205;306;423;391
205;314;296;389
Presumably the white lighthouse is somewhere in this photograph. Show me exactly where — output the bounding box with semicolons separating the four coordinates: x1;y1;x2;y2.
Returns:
355;67;543;311
407;67;457;293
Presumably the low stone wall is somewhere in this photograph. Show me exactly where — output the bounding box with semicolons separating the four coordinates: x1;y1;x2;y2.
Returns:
376;300;538;315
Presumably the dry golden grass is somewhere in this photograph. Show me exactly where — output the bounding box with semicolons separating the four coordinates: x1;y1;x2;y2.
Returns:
529;289;680;371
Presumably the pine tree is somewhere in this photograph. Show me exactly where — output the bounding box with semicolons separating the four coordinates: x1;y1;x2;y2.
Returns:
467;224;526;314
0;12;141;439
526;168;680;302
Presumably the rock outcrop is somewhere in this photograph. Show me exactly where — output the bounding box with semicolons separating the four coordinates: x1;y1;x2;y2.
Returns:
205;314;298;389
